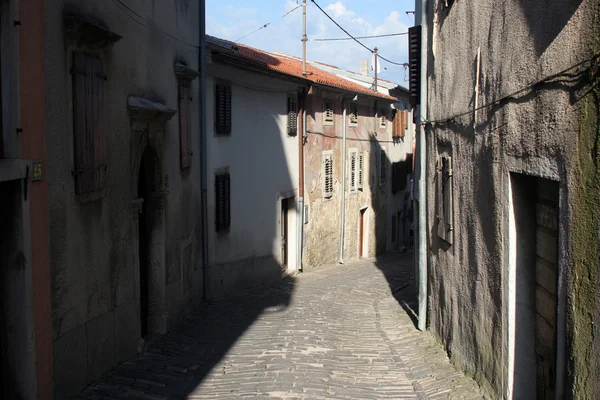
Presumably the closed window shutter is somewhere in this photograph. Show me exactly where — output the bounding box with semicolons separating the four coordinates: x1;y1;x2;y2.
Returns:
324;99;334;124
72;52;106;194
287;97;298;136
409;26;422;106
350;152;357;191
358;153;364;190
179;84;193;169
323;153;333;198
216;84;232;134
215;172;231;232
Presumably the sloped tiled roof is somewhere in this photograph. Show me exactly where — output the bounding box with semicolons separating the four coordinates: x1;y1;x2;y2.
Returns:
207;35;397;101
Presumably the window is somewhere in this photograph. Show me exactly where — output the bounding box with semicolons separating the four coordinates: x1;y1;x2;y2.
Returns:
380;108;387;128
409;26;422;106
215;172;231;232
379;148;387;186
392;108;407;138
392;161;409;194
287;96;298;136
215;83;232;135
392;215;397;242
436;155;453;243
323;99;334;125
323;151;333;198
178;83;193;169
349;149;358;192
349;103;358;126
72;51;106;195
358;153;364;190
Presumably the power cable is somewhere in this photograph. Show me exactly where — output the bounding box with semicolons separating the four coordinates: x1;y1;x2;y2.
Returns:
112;0;199;48
423;52;600;126
310;32;408;42
310;0;406;67
236;5;302;42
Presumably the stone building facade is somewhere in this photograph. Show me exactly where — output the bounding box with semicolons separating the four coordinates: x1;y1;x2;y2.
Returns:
44;1;203;397
419;0;600;398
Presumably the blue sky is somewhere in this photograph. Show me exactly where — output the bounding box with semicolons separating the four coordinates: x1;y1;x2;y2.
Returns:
206;0;415;86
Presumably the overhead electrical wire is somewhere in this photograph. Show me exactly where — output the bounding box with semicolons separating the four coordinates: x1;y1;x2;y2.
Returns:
310;0;406;67
310;32;408;42
236;5;302;42
112;0;200;48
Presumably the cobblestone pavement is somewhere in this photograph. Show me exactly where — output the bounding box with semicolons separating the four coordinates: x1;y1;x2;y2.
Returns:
74;253;486;399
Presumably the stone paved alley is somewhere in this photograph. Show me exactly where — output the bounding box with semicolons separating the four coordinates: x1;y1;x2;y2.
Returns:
73;253;485;400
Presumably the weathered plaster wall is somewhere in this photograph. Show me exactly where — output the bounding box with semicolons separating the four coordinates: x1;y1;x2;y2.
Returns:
205;63;300;297
303;86;406;270
45;1;202;397
425;0;599;397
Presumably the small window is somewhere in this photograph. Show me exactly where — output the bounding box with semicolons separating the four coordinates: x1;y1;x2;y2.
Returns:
287;96;298;136
323;99;334;126
349;103;358;126
178;83;193;169
349;149;358;192
323;151;333;198
436;155;453;243
392;215;397;242
215;172;231;232
215;83;232;135
379;148;387;186
380;108;387;128
72;51;106;195
358;153;364;190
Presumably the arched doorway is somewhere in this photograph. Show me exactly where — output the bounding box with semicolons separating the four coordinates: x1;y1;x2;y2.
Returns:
137;146;161;338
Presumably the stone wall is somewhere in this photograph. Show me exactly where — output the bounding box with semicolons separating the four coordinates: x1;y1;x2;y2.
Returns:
45;1;202;397
424;0;600;397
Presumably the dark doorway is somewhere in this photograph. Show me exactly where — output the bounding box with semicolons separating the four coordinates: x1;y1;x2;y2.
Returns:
359;208;366;257
510;174;560;399
281;198;289;268
138;147;157;338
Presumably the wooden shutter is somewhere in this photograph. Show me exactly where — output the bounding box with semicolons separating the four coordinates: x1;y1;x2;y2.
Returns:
287;97;298;136
323;153;333;198
350;151;357;191
179;84;192;169
216;84;232;135
409;26;422;106
72;52;106;194
324;99;334;124
358;153;364;190
215;172;231;232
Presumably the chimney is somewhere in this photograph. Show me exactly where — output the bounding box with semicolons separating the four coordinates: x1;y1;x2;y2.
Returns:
360;60;369;76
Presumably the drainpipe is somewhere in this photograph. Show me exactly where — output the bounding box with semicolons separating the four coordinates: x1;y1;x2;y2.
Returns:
339;102;347;264
199;1;210;301
297;89;306;272
416;0;428;331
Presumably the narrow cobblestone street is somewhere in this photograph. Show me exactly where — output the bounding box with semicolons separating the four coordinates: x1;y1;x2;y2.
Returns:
74;253;485;400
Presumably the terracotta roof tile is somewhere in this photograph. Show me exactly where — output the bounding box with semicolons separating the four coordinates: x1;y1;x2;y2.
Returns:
207;35;397;101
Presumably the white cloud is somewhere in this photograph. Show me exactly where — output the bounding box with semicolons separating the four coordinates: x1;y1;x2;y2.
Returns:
207;1;411;83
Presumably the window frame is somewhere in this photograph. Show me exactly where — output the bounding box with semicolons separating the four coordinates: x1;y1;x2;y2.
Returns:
436;154;454;244
287;94;298;136
215;171;231;233
349;103;358;126
379;147;387;186
71;51;107;197
322;150;333;198
323;98;334;126
215;82;232;135
349;148;358;193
